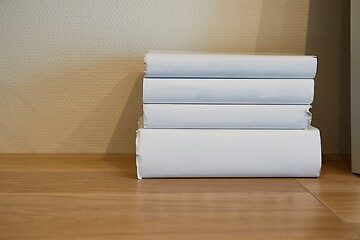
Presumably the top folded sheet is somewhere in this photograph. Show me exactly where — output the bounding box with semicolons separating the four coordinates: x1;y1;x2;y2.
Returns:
145;51;317;79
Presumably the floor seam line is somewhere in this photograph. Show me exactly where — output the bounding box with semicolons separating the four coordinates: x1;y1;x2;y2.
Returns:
294;178;360;239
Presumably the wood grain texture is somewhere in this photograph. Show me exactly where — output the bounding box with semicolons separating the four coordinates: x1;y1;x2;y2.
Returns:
0;154;359;239
297;155;360;227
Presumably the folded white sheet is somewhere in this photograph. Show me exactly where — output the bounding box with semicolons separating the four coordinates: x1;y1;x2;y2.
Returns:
143;78;314;104
136;124;322;179
145;52;317;78
143;104;312;129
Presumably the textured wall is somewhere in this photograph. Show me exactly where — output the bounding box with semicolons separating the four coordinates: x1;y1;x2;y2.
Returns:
351;0;360;172
0;0;350;153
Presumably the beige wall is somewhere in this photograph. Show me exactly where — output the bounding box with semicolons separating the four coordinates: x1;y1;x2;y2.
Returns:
351;0;360;172
0;0;350;154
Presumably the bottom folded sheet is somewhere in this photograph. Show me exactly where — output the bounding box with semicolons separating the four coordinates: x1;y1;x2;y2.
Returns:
136;125;322;179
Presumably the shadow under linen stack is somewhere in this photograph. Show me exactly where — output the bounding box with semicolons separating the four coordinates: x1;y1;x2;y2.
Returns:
136;51;321;179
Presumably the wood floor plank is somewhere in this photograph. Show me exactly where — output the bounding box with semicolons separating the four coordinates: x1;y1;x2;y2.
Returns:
297;155;360;236
0;191;357;239
297;155;360;193
349;223;360;236
0;154;358;239
309;192;360;223
0;154;134;172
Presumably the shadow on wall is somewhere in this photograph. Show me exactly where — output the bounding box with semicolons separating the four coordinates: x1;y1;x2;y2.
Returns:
1;57;143;153
305;0;350;154
53;59;143;153
105;73;143;153
255;0;350;154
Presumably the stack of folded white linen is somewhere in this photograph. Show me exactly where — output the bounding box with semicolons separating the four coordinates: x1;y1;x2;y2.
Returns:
136;51;321;179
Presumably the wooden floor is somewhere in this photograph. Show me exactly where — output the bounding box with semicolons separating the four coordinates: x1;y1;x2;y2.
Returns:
0;154;359;239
